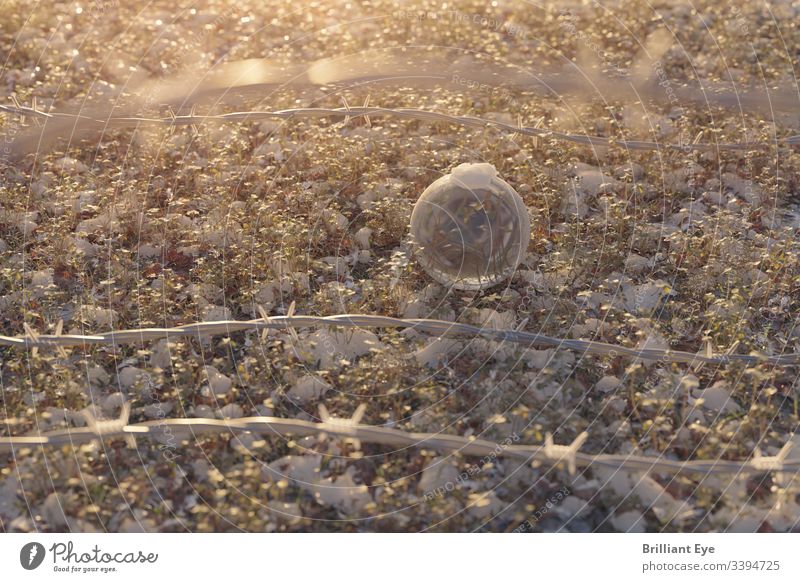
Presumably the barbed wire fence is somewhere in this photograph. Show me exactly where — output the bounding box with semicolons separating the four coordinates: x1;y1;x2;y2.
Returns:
1;99;799;493
2;313;800;365
2;409;799;478
1;314;798;479
1;100;799;154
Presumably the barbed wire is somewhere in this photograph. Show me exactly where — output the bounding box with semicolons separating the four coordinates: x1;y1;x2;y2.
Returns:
1;410;797;478
5;313;796;477
2;314;798;366
2;98;799;485
2;101;798;153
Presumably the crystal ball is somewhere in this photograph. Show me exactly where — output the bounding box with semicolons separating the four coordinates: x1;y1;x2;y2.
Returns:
410;163;530;290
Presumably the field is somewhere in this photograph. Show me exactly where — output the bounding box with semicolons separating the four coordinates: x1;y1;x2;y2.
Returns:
1;0;799;533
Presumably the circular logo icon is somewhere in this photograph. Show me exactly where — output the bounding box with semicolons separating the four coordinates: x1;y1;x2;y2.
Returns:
20;542;46;570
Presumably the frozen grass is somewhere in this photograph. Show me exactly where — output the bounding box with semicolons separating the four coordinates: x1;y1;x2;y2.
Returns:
1;0;799;532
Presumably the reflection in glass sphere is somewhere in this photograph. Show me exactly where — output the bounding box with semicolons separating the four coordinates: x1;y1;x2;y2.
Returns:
410;163;530;290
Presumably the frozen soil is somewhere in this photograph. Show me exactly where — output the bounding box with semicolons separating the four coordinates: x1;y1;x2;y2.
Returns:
0;0;799;532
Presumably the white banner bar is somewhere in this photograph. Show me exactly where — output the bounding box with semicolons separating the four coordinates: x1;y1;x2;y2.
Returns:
0;533;797;581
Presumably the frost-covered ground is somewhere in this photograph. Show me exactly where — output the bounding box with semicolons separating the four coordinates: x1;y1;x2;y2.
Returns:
0;0;799;532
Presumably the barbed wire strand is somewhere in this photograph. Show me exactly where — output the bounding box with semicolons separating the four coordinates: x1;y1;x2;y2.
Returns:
1;414;797;477
2;102;798;152
1;314;798;365
2;101;798;481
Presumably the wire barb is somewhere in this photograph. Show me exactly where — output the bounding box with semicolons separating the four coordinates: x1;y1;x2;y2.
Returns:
2;415;798;478
543;431;589;475
318;403;367;449
53;319;68;359
81;402;136;448
751;438;795;473
23;322;40;359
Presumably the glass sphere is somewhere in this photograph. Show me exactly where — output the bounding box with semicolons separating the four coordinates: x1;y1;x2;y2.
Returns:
410;163;530;290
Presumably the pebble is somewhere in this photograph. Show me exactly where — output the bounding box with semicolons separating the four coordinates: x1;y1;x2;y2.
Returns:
54;156;88;173
695;382;741;414
202;305;232;322
413;338;459;367
72;191;96;213
354;227;372;249
217;403;244;419
117;367;143;390
149;339;172;370
41;493;68;527
102;393;126;415
417;457;460;494
307;328;383;368
80;305;117;327
144;401;173;419
624;254;651;274
466;491;503;519
192;405;215;419
606;395;627;414
137;244;161;258
595;376;622;393
71;236;100;257
611;509;646;533
87;365;110;386
288;375;331;403
204;365;233;396
30;269;53;289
